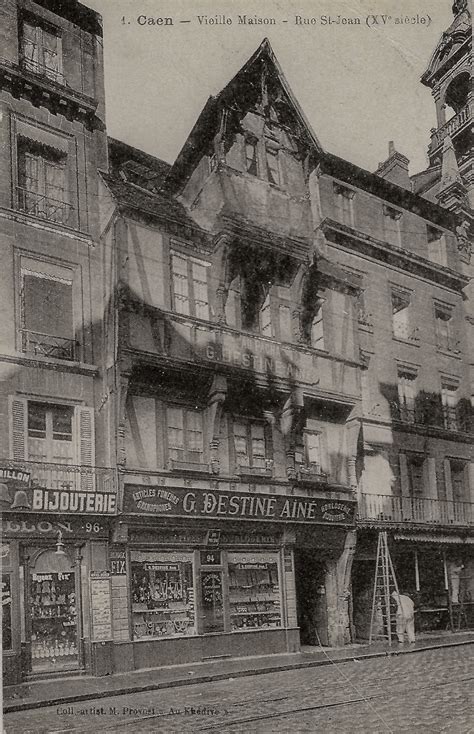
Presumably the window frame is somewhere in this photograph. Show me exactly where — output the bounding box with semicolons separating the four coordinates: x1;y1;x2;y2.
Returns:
383;203;403;247
396;365;418;423
232;417;271;472
391;287;417;343
170;248;210;321
165;404;206;466
440;377;460;431
406;453;425;497
16;140;70;225
427;225;447;266
20;17;64;84
16;253;81;363
434;302;458;354
333;182;356;227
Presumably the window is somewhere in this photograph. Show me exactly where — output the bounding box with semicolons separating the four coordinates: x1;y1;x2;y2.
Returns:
131;552;195;639
441;380;459;431
17;142;70;224
427;226;447;266
450;460;467;503
21;267;74;360
21;19;63;83
407;455;424;496
233;420;269;470
278;304;292;342
304;431;322;469
265;145;281;186
170;252;210;320
245;137;258;176
228;553;281;631
435;305;457;353
383;204;402;247
310;308;325;350
27;403;73;461
167;407;204;465
397;367;417;423
391;289;415;341
333;183;355;227
260;292;273;337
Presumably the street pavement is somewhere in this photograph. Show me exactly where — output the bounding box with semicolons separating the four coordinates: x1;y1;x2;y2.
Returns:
4;645;473;733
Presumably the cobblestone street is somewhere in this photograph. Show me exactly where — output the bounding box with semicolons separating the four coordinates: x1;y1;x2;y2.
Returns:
4;645;473;733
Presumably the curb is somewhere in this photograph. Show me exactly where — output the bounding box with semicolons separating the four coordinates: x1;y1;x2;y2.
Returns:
4;638;474;714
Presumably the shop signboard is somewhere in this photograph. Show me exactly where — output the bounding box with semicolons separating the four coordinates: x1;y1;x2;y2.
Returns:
109;546;127;575
0;486;117;515
124;485;355;525
2;517;109;539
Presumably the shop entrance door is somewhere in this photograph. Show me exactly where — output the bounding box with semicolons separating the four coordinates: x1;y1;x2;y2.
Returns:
200;571;224;633
27;549;80;673
294;549;327;646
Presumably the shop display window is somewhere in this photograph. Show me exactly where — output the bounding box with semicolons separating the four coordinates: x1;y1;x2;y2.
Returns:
131;552;195;639
2;573;12;651
30;569;78;670
228;552;282;631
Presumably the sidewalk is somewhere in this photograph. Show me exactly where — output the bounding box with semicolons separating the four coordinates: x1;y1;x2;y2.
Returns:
4;630;474;713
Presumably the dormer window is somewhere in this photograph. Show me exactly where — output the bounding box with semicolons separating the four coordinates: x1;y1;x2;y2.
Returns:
242;131;282;186
21;19;63;84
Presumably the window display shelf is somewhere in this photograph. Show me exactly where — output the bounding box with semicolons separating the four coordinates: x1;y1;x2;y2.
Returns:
230;611;281;616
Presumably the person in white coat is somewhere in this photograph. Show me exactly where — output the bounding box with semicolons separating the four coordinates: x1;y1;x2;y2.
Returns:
391;590;415;644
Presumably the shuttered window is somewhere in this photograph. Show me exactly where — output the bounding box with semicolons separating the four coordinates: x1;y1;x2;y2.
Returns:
9;398;95;489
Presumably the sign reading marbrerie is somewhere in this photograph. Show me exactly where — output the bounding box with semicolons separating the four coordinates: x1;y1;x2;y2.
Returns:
124;485;355;525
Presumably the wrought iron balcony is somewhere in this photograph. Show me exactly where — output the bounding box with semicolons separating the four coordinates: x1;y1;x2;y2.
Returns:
429;104;470;154
21;329;76;361
16;186;74;226
358;492;473;527
0;459;116;498
20;56;65;86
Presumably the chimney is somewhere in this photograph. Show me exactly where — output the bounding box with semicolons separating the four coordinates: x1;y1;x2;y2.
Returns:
375;141;411;190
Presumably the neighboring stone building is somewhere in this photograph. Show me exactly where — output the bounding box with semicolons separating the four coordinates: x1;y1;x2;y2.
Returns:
0;0;116;684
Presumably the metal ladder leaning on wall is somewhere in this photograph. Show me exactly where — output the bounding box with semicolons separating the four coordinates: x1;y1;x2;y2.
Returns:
369;531;401;645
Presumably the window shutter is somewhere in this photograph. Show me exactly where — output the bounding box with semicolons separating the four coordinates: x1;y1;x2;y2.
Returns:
9;396;28;461
75;406;95;491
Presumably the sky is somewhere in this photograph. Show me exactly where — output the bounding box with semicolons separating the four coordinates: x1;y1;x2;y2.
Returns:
85;0;453;175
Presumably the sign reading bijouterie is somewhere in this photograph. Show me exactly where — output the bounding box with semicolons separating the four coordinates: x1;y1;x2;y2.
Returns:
1;487;117;515
124;485;355;525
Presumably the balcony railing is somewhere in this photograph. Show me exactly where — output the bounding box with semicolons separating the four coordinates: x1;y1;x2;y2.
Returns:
429;104;470;153
358;493;473;526
0;459;116;496
16;187;74;226
22;330;76;361
20;56;65;86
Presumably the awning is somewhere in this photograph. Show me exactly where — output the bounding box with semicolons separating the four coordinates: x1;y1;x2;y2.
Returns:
15;118;69;154
394;533;474;545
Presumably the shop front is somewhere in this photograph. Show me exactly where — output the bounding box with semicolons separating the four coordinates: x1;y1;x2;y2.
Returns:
109;483;356;673
1;474;117;686
352;529;474;640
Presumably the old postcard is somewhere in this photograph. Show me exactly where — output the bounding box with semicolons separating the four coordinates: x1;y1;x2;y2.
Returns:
2;0;472;732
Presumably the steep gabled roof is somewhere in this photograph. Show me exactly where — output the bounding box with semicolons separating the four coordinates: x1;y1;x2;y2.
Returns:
421;3;471;86
166;39;324;193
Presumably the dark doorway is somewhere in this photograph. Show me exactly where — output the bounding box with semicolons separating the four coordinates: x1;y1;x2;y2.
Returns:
294;549;327;646
351;560;375;640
